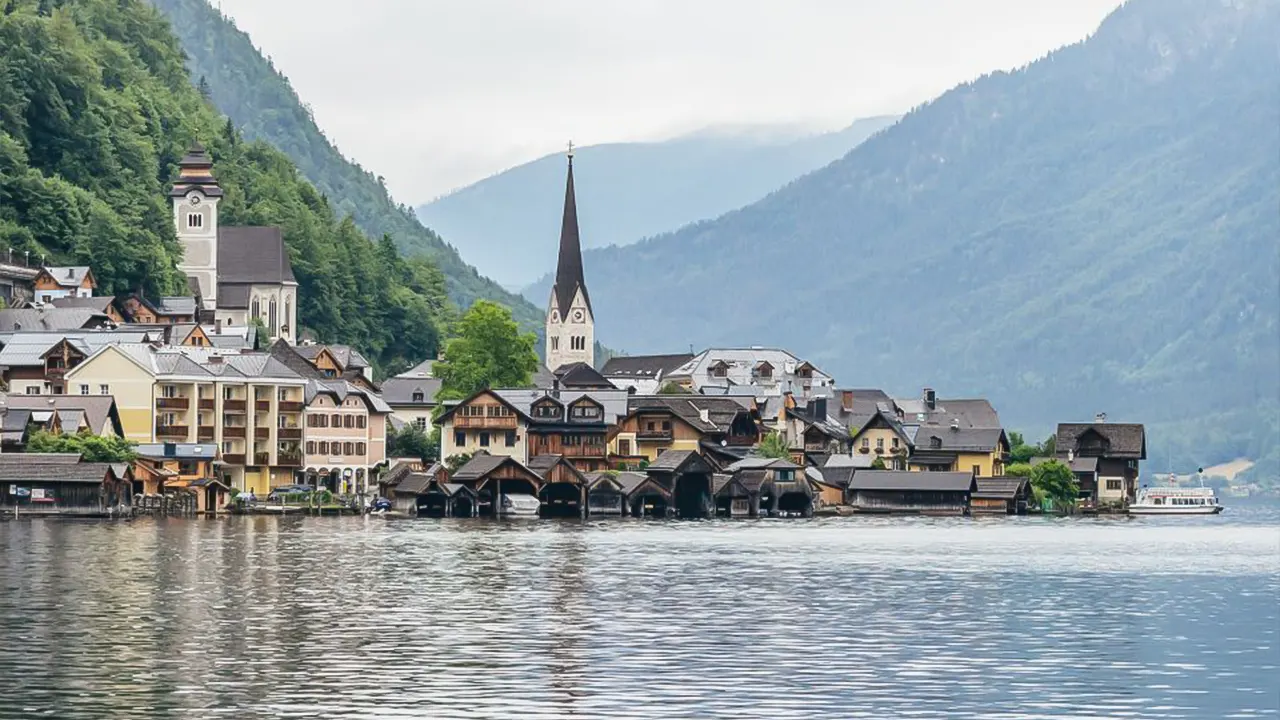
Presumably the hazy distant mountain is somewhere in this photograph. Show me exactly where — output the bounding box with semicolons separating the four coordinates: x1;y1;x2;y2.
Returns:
415;117;898;287
532;0;1280;474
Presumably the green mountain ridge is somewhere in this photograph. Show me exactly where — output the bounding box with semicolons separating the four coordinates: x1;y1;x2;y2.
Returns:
540;0;1280;478
417;116;899;288
146;0;542;328
0;0;449;375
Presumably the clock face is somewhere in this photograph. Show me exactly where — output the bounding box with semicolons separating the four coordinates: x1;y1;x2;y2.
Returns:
188;194;201;206
550;311;559;323
573;309;584;322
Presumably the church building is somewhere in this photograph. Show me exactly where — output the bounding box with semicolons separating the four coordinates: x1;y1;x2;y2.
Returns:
169;143;298;343
544;149;594;371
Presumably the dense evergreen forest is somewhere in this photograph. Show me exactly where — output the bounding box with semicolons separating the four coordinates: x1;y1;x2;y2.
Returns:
146;0;542;328
0;0;447;375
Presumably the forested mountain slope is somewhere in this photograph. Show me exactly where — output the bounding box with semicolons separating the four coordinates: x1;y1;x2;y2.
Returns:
0;0;448;375
559;0;1280;472
418;117;897;287
147;0;541;326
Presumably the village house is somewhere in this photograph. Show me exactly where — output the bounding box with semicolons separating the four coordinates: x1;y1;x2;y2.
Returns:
1055;416;1146;505
132;442;228;514
0;330;155;394
0;394;124;450
894;388;1002;429
908;425;1009;476
662;347;835;399
379;359;441;434
607;395;761;469
848;408;913;470
846;469;976;515
778;396;854;464
601;353;694;394
0;261;39;306
719;456;814;517
62;343;309;495
971;475;1032;515
31;266;96;302
299;379;389;496
116;293;200;325
169;143;298;343
0;454;133;516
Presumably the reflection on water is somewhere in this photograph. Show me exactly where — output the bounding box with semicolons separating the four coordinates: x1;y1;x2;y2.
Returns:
1;509;1278;719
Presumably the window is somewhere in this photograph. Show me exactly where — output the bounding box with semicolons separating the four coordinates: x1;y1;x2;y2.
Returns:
550;337;559;351
892;437;900;449
330;413;341;427
162;385;178;398
570;404;601;420
1106;479;1122;491
79;384;89;395
411;391;424;403
344;415;354;429
413;417;428;431
356;416;366;429
343;442;354;455
661;421;671;431
876;437;884;450
454;431;465;447
99;384;110;395
251;297;260;321
268;297;277;337
222;441;233;454
187;212;202;229
25;386;40;395
306;441;316;454
619;439;632;456
223;387;235;400
356;442;366;455
319;441;329;455
930;437;942;449
505;431;516;447
479;432;490;447
973;465;981;477
861;437;869;449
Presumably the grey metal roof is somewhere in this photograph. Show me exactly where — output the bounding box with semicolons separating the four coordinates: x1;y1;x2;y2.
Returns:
626;395;754;433
49;296;115;313
494;388;631;426
42;266;91;288
911;427;1006;453
217;226;296;284
0;308;109;332
157;297;197;316
601;354;694;379
304;379;392;414
973;476;1029;500
848;470;975;492
894;396;1001;429
451;454;519;482
0;453;114;483
380;376;441;406
135;443;219;460
725;457;800;472
665;347;833;396
394;473;434;496
2;395;123;437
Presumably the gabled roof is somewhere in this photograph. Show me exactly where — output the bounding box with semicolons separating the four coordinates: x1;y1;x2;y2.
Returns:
911;427;1007;453
217;226;296;285
973;476;1029;500
2;395;124;437
601;354;694;379
552;362;613;388
625;395;755;434
0;308;110;332
1055;423;1146;459
304;379;391;414
725;457;800;472
49;296;115;313
526;454;587;484
380;376;441;406
436;389;533;424
296;344;370;371
848;470;975;492
0;453;117;483
645;449;714;475
492;388;630;426
895;396;1001;429
40;266;93;288
550;155;590;319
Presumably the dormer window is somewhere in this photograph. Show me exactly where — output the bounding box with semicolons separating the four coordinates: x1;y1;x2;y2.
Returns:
930;436;942;449
187;212;202;229
411;390;425;403
570;403;602;421
533;402;561;420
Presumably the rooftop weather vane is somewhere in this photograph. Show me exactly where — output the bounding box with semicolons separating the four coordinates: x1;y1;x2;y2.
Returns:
567;140;574;159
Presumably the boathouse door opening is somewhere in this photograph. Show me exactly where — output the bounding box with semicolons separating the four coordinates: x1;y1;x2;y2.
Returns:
673;473;712;519
539;483;583;518
777;492;813;517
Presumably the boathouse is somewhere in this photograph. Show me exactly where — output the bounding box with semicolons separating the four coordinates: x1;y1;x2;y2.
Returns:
584;471;627;516
450;453;543;516
390;462;452;516
723;457;814;517
0;454;133;516
622;473;673;517
645;450;716;518
528;454;589;517
846;470;975;515
971;475;1031;515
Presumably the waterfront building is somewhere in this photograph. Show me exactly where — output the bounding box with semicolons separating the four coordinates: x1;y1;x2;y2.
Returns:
448;453;544;516
0;454;132;516
971;475;1032;514
300;379;389;495
846;469;976;515
31;266;96;302
607;395;760;468
62;343;308;494
169;143;298;343
847;408;913;470
0;394;124;450
544;149;594;371
132;442;228;513
379;359;442;434
779;396;854;464
907;426;1009;476
1054;417;1146;505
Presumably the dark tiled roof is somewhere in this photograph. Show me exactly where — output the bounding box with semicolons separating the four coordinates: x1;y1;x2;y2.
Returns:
645;450;694;473
3;396;123;437
452;454;515;482
911;427;1006;453
0;308;108;332
1055;423;1146;459
553;362;613;388
380;376;441;405
217;226;296;284
614;472;648;493
50;296;114;313
551;156;590;319
217;284;251;310
394;473;434;496
602;354;695;378
815;465;855;489
378;461;416;491
973;476;1029;499
0;454;114;483
627;395;753;433
848;470;975;492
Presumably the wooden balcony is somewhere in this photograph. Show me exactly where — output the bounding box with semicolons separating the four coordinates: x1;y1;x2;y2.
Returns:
277;453;303;467
637;430;673;441
278;427;302;440
255;400;271;412
254;427;271;440
453;415;518;430
253;452;270;466
197;427;215;441
223;453;246;465
726;434;758;447
155;424;188;438
223;399;246;413
565;445;607;458
223;427;246;439
198;398;216;411
278;401;304;413
156;397;190;410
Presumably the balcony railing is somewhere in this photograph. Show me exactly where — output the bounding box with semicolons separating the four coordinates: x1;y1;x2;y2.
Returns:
253;452;270;466
198;398;215;411
197;427;215;441
278;427;302;440
254;427;271;440
155;424;188;437
277;453;302;467
223;399;246;413
255;400;271;413
223;453;246;465
156;397;189;410
565;445;607;457
636;430;673;441
278;401;304;413
453;415;519;429
223;426;246;439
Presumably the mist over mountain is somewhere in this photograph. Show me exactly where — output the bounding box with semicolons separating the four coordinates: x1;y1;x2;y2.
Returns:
416;117;898;288
531;0;1280;472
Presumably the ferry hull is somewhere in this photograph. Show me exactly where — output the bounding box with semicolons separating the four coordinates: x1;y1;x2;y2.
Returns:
1128;505;1224;516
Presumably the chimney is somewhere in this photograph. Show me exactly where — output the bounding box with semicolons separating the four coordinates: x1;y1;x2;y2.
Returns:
841;390;854;412
551;376;561;398
924;388;937;411
66;268;74;279
1095;412;1107;424
810;397;827;419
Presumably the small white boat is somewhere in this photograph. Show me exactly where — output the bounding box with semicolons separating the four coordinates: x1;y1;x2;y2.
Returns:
499;493;541;517
1129;486;1224;515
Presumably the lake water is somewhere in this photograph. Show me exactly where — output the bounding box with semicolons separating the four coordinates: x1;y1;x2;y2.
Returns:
1;504;1278;719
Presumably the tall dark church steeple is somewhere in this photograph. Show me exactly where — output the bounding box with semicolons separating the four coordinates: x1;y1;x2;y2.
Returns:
545;145;594;370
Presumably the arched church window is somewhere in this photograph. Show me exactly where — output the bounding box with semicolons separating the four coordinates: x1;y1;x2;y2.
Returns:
550;337;559;351
251;297;260;320
187;213;202;229
284;296;291;335
268;297;278;336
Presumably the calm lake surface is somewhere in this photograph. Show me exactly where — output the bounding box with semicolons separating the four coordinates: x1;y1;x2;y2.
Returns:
2;504;1278;719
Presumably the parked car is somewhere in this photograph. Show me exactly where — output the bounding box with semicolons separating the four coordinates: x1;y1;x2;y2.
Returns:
500;493;541;517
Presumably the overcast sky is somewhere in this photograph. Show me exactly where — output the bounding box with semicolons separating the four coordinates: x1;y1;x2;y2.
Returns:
214;0;1124;202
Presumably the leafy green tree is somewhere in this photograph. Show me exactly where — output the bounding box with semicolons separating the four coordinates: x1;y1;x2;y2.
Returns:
435;300;538;400
444;452;473;473
1030;460;1078;511
870;456;887;470
27;429;137;463
757;432;791;460
388;425;438;463
657;381;689;395
1005;462;1034;478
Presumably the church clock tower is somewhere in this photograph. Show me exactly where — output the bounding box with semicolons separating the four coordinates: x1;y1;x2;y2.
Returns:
545;147;594;371
169;142;222;311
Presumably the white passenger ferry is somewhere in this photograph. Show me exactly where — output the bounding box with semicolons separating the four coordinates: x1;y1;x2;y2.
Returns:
1129;486;1224;515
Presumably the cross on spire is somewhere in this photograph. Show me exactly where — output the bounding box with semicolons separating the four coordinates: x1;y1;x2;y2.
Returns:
567;140;575;159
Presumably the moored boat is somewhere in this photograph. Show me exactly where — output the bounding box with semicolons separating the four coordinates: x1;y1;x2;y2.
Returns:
1129;486;1224;515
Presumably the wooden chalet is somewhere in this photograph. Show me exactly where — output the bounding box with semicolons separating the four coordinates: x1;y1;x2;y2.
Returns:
972;475;1031;515
583;471;627;516
1055;420;1146;505
608;395;760;469
525;392;615;473
721;457;814;517
643;450;717;518
132;442;227;514
527;453;589;517
619;472;673;518
846;470;975;515
449;453;543;517
0;454;132;516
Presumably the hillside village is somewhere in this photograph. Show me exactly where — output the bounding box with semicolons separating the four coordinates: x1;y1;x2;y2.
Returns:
0;145;1152;519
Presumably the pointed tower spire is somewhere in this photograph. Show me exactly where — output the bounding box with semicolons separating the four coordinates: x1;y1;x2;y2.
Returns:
552;145;590;319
